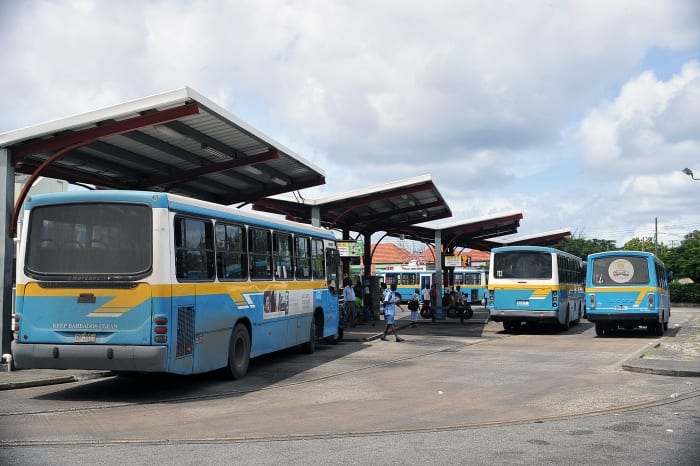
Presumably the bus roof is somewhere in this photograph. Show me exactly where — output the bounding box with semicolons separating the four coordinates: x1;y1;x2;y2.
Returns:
490;245;583;261
587;250;663;263
24;189;337;240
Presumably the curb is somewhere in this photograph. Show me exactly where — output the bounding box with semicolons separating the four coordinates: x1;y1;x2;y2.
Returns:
620;317;700;377
621;359;700;377
0;371;112;391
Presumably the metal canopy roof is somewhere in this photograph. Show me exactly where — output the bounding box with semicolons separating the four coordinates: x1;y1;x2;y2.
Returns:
481;228;572;248
252;174;452;234
0;87;326;205
390;211;524;250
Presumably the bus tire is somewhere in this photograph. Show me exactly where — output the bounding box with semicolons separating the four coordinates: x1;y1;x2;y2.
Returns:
504;321;520;332
572;304;581;325
655;321;664;336
302;316;317;354
325;325;342;345
595;322;605;337
560;308;570;332
225;323;250;380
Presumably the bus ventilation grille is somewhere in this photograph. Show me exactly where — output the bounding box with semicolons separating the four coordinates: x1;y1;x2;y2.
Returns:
176;305;195;358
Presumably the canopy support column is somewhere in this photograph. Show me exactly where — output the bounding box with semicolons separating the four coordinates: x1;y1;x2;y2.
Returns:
1;148;15;356
434;230;444;319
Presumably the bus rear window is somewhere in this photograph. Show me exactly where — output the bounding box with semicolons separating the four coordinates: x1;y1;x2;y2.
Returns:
25;202;152;280
493;251;552;279
591;256;650;285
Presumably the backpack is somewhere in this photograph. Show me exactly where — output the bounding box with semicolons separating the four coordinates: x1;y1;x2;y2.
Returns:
383;290;395;305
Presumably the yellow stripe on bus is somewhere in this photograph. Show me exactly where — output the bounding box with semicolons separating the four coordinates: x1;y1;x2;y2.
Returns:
585;286;667;307
18;280;329;315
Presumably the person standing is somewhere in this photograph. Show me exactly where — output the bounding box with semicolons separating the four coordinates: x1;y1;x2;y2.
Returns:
409;288;420;328
422;286;431;315
343;278;356;328
380;283;405;342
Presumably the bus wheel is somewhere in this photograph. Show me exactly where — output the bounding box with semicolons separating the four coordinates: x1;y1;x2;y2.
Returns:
595;322;606;337
302;316;317;354
325;324;342;345
224;323;250;380
655;321;664;337
504;321;520;332
572;304;581;325
560;309;570;332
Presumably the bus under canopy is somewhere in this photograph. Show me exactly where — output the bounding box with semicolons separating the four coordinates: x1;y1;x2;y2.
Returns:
12;190;341;377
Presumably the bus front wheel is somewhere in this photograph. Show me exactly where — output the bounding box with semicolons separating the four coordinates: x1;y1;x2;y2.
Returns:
225;323;250;380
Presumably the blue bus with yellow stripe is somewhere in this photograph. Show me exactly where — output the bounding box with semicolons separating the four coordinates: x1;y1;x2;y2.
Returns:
585;251;670;337
12;190;341;378
487;246;585;332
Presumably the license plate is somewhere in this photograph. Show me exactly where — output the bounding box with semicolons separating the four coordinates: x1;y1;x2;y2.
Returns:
614;305;628;310
74;333;96;343
516;300;529;306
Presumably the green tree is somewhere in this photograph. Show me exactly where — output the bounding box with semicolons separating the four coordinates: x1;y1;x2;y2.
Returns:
660;230;700;282
555;234;617;260
622;237;669;255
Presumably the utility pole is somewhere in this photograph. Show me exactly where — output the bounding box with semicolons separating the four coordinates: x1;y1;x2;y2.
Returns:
654;217;658;256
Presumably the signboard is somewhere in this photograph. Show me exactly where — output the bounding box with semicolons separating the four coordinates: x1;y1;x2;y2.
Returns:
445;255;470;267
444;255;462;267
337;241;364;257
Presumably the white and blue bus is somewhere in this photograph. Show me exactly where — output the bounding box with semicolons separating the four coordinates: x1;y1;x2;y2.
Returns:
585;251;670;337
377;267;431;301
453;268;488;303
488;246;585;332
12;190;341;379
377;267;487;303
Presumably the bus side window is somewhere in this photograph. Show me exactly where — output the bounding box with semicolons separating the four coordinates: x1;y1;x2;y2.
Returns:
216;222;247;280
175;217;215;281
295;236;311;279
311;239;325;279
274;232;293;280
249;227;272;280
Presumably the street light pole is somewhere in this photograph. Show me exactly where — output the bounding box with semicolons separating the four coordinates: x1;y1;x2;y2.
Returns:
682;168;699;180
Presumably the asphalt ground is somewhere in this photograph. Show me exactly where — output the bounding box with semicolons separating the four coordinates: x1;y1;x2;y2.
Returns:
1;307;698;391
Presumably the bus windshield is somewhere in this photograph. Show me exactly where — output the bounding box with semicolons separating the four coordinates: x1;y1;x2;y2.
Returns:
493;251;552;279
590;255;650;285
25;202;152;280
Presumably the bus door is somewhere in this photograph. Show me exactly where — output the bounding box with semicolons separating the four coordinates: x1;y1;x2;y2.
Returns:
420;274;431;291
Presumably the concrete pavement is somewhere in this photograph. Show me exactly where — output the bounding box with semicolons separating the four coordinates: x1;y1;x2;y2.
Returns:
1;309;698;391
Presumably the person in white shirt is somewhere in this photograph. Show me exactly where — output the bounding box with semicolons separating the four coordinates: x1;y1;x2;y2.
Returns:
380;283;405;342
343;278;356;327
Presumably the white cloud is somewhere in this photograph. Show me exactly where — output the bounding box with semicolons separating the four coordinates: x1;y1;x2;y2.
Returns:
1;0;699;247
577;61;700;173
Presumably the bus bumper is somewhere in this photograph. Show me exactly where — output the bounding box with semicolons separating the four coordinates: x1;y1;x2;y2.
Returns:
585;312;660;323
489;309;557;323
11;342;168;372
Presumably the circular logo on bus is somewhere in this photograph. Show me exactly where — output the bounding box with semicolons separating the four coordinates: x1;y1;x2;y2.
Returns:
608;259;634;283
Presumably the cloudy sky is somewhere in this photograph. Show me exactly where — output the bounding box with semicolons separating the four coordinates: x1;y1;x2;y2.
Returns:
1;0;699;247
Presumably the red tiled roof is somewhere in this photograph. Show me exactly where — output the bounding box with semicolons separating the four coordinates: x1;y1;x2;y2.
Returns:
420;247;489;263
370;243;412;264
368;243;489;265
